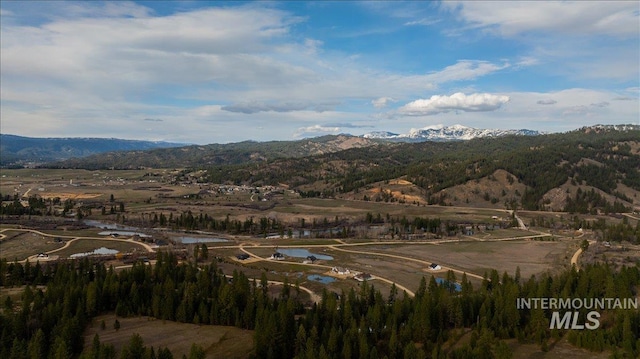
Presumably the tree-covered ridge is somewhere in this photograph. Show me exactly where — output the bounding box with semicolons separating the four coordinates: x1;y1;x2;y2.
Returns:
0;253;304;359
48;135;385;170
43;127;640;212
1;252;638;358
204;128;640;211
0;134;187;167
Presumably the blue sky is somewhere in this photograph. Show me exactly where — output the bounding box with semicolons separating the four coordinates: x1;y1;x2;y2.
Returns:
1;1;638;144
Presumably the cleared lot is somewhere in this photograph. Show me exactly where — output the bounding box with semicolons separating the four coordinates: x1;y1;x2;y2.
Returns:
364;239;575;279
85;314;254;359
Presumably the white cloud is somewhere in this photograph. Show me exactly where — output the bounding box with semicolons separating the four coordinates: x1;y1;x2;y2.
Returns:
440;2;639;84
422;60;510;84
0;8;14;16
442;1;639;37
372;97;395;109
304;38;323;55
1;2;635;144
516;57;539;67
404;18;441;27
537;99;557;105
221;101;336;114
324;122;373;129
398;93;510;116
294;125;341;138
1;4;510;121
590;101;610;108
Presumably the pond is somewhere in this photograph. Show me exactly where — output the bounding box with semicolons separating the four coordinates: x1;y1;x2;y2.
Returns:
70;247;119;258
307;274;336;284
277;248;333;260
435;278;462;292
174;236;229;244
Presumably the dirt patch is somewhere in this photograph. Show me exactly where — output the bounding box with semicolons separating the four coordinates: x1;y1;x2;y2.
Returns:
390;179;413;186
85;315;254;359
40;192;103;200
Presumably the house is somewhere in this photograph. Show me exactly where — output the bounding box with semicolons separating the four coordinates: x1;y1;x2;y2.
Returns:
306;255;317;263
37;253;49;258
331;267;350;275
354;273;372;282
270;252;285;260
236;253;250;260
429;263;442;270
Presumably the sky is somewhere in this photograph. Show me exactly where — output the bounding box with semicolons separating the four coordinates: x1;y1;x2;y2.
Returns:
1;1;638;144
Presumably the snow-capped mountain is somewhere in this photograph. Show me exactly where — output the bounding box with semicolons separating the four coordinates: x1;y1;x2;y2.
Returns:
362;124;540;142
582;124;640;132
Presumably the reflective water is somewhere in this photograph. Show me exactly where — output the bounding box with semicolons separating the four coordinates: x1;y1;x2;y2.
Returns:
307;274;336;284
277;249;333;260
435;278;462;292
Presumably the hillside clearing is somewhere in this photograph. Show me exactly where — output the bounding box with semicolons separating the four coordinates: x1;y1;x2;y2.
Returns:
84;315;254;359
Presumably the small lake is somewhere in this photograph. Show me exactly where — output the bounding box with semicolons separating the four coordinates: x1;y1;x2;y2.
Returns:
175;236;229;244
308;274;336;284
70;247;119;258
277;249;333;260
98;231;151;238
435;278;462;292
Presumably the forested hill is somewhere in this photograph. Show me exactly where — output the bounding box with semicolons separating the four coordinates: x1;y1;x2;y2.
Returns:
48;134;385;169
201;125;639;212
0;134;187;167
1;252;638;358
49;125;640;211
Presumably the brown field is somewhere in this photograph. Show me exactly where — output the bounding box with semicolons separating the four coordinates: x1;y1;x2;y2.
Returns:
0;231;65;260
40;192;103;201
1;168;635;357
363;239;576;280
510;337;610;359
85;315;254;358
581;241;640;269
51;239;147;258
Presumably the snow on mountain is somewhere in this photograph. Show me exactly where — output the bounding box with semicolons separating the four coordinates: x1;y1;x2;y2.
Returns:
362;124;539;142
362;131;400;139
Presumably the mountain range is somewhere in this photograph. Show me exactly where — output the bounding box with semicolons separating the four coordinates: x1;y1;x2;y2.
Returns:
2;124;639;213
1;124;539;167
362;124;540;142
0;134;188;167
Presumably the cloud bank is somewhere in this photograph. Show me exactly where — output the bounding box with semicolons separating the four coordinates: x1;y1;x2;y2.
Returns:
398;93;510;116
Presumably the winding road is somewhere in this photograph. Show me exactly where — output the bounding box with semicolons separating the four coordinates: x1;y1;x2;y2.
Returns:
0;228;156;263
2;223;577;303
